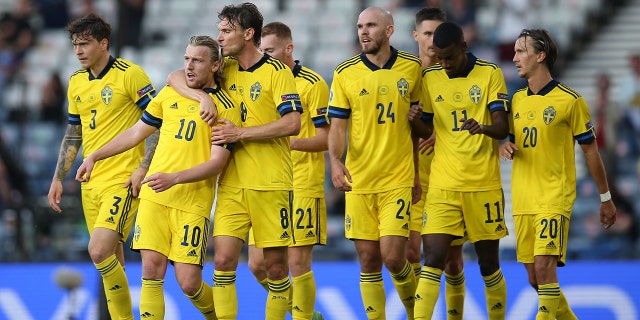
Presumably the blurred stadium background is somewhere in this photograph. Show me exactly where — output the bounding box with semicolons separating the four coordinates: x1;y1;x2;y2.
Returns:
0;0;639;319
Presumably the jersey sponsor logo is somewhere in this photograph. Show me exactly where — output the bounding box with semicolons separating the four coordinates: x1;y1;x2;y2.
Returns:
378;85;389;95
527;111;536;120
514;112;520;119
448;308;461;315
359;88;369;96
188;105;198;113
137;84;154;97
170;102;178;109
317;107;327;115
435;95;444;102
546;241;557;249
108;285;122;291
469;85;482;104
250;82;262;101
497;92;509;100
140;311;155;318
305;230;315;238
495;224;504;232
101;85;113;105
491;302;504;310
228;83;236;91
543;106;556;125
75;95;81;102
397;78;409;98
539;306;549;313
401;223;409;230
453;92;463;102
105;216;115;224
280;231;290;239
365;306;377;313
281;93;300;101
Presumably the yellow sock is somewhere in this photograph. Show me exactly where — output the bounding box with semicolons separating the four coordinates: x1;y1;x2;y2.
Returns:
186;281;217;320
95;255;133;320
266;277;291;320
445;272;465;320
213;270;237;320
391;261;416;320
360;272;385;320
291;271;316;320
536;283;561;320
483;269;507;320
140;278;164;319
411;262;422;286
556;290;578;320
257;277;269;291
414;266;442;320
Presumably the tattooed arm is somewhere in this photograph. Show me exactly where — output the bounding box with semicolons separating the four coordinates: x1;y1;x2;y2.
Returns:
126;129;159;197
48;124;82;213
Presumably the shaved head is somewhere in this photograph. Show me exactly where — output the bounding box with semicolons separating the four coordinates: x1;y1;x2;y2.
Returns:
362;7;393;26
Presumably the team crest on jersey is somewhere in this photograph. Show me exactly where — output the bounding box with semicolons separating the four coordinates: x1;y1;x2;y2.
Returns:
101;85;113;105
469;85;481;104
329;90;334;103
543;106;556;125
250;82;262;101
397;78;409;98
188;105;198;113
345;214;352;231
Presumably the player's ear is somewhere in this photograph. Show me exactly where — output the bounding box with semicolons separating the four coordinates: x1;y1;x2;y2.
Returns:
537;50;547;63
286;42;293;56
244;27;254;41
211;60;221;73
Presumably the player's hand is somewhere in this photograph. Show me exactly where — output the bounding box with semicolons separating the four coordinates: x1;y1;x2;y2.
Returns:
418;133;436;155
600;200;617;229
142;172;178;192
124;167;148;197
408;104;423;122
212;118;241;144
48;179;64;213
330;160;352;192
75;156;96;182
499;141;518;160
460;118;484;135
200;97;218;126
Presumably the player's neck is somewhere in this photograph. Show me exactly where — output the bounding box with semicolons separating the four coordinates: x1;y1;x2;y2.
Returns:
88;53;111;78
236;45;263;70
527;71;553;94
365;45;392;68
420;55;437;69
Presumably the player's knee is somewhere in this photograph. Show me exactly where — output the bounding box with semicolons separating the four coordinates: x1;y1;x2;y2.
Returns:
179;280;201;296
88;243;111;264
444;255;464;275
214;253;239;271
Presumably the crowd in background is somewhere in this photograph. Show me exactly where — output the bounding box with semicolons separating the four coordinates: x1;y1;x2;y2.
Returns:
0;0;638;262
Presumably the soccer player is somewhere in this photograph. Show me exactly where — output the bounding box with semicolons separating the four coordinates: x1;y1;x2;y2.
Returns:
327;7;422;319
410;7;466;319
47;13;156;320
500;28;617;320
409;21;510;320
166;3;302;319
246;21;329;320
76;35;238;320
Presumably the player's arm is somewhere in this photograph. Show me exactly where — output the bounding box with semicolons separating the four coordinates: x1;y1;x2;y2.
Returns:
409;104;434;139
166;69;217;125
291;125;328;152
126;130;160;197
327;117;352;191
212;111;301;143
48;124;82;213
580;141;616;229
76;120;157;182
142;145;231;192
461;109;509;139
